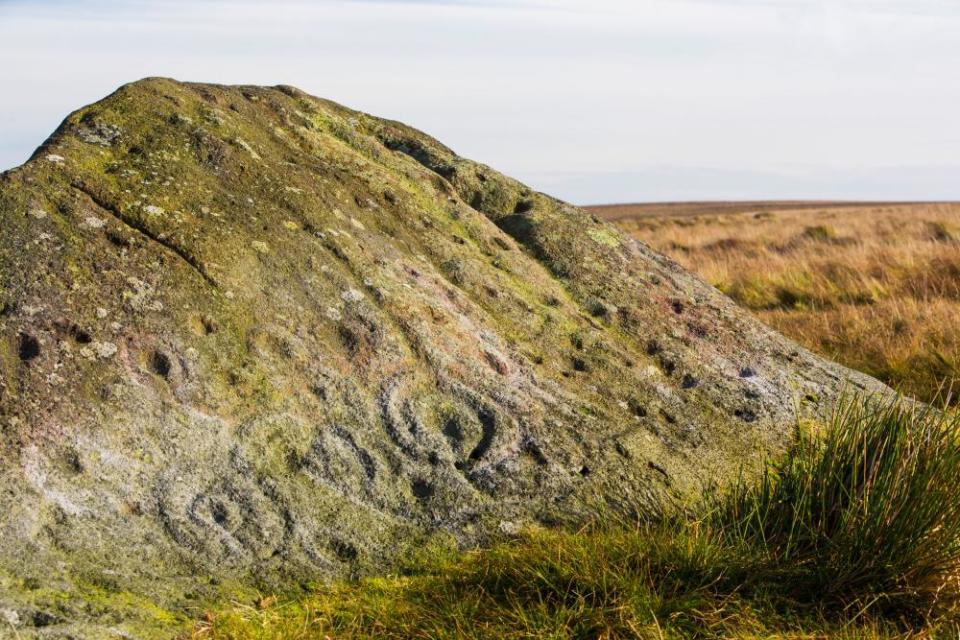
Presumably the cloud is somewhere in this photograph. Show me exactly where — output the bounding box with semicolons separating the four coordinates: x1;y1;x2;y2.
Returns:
531;165;960;204
1;0;958;202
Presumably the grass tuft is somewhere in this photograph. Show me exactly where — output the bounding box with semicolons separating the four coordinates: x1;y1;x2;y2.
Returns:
712;396;960;621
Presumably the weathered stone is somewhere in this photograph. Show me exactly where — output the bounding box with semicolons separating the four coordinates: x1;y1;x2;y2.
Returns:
0;78;889;637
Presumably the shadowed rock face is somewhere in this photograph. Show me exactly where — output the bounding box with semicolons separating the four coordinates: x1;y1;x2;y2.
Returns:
0;78;885;636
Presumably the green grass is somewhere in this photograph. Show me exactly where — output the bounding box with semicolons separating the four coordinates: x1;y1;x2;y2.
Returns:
714;399;960;621
191;396;960;638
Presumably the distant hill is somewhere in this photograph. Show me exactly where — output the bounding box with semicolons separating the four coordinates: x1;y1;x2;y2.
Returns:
585;200;952;221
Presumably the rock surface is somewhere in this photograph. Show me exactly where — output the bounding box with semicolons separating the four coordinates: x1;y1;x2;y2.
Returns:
0;78;886;637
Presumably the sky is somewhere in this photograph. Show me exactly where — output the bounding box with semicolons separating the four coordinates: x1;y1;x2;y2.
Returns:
0;0;958;204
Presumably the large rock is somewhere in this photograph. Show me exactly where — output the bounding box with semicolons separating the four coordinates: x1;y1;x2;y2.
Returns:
0;78;885;637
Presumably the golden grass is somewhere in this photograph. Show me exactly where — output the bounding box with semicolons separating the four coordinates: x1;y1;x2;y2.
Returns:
594;202;960;405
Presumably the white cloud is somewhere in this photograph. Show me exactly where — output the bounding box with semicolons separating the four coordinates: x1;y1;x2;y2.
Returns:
0;0;958;202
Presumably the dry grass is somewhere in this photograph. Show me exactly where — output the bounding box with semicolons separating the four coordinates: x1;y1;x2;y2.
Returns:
594;202;960;405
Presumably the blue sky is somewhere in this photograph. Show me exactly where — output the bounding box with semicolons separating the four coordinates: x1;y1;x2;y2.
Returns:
1;0;958;203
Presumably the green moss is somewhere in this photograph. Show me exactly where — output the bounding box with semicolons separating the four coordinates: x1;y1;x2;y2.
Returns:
587;227;621;248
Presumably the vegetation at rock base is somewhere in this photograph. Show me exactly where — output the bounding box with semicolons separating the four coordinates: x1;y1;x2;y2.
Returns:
192;396;960;639
595;201;960;406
